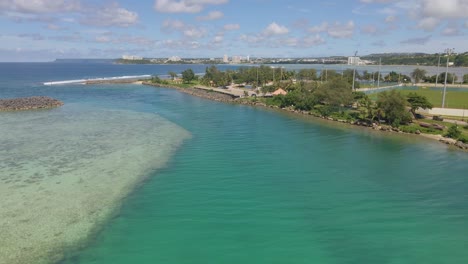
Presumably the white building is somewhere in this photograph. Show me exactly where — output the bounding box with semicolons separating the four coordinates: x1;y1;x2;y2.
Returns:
347;56;361;65
168;56;181;62
223;54;229;63
232;55;242;64
122;55;143;60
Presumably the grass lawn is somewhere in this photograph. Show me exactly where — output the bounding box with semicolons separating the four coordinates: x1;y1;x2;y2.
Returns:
370;88;468;109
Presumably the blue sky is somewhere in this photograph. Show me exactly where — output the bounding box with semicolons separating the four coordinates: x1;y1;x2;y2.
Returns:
1;0;468;61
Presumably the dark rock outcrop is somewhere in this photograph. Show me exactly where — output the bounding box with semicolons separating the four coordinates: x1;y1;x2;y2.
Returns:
0;96;63;111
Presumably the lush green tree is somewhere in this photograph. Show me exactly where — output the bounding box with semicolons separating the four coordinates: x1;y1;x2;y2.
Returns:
454;54;468;67
411;68;427;83
406;93;433;116
463;74;468;84
377;90;412;126
296;69;317;81
181;68;196;83
316;78;354;108
439;72;458;83
168;71;178;80
358;95;375;121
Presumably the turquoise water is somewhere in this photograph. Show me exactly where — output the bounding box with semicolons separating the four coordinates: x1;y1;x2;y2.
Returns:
66;89;467;263
1;63;468;264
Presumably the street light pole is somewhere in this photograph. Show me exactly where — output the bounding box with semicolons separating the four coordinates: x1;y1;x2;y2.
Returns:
442;48;454;108
352;51;358;91
435;54;441;87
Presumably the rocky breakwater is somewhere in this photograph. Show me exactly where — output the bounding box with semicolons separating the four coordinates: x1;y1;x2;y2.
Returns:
0;96;63;111
143;82;237;103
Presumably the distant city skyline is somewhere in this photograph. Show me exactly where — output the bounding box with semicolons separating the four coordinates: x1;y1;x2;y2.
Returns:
1;0;468;61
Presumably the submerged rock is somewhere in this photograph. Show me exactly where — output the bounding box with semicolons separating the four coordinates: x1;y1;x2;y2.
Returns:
0;96;63;111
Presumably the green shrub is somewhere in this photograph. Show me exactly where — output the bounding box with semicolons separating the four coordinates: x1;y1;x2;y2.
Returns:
458;135;468;144
445;124;462;139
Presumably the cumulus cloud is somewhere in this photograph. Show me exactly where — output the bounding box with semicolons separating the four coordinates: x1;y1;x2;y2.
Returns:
327;21;355;38
416;17;440;31
0;0;81;14
400;35;432;45
161;19;186;32
303;35;326;46
161;19;207;39
361;25;379;35
308;22;328;33
81;3;138;27
441;25;460;36
420;0;468;19
308;20;355;38
196;10;223;21
262;22;289;36
0;1;139;28
385;15;396;23
213;35;223;43
154;0;228;13
223;23;240;31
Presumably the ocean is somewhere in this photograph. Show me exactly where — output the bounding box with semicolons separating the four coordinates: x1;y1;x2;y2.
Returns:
1;62;468;264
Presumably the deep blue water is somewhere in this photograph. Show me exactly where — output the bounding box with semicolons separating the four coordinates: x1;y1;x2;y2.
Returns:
1;63;468;264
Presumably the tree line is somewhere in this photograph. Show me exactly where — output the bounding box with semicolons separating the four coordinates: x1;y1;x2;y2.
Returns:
177;65;434;128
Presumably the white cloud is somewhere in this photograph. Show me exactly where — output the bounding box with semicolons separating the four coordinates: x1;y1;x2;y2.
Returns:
420;0;468;19
183;27;207;39
161;19;207;39
441;25;460;36
196;10;223;21
327;21;355;38
154;0;228;13
262;22;289;36
303;35;326;46
361;25;378;35
385;15;396;23
0;0;81;14
212;34;223;44
223;23;240;31
416;17;440;31
308;20;355;38
0;1;139;28
81;3;138;27
308;22;328;33
161;19;186;32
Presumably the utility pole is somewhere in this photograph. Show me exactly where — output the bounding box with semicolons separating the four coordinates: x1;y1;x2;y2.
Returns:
352;51;358;91
442;48;454;108
435;54;441;87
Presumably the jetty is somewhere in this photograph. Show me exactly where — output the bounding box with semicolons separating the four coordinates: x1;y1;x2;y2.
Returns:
193;85;257;97
0;96;63;111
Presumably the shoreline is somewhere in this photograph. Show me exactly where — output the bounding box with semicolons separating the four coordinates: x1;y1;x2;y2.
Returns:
142;82;468;152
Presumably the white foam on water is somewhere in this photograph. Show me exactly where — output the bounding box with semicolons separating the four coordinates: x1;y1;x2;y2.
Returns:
0;106;190;264
43;75;152;85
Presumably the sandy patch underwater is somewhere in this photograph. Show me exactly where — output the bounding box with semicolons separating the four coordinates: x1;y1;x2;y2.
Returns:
0;105;190;264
